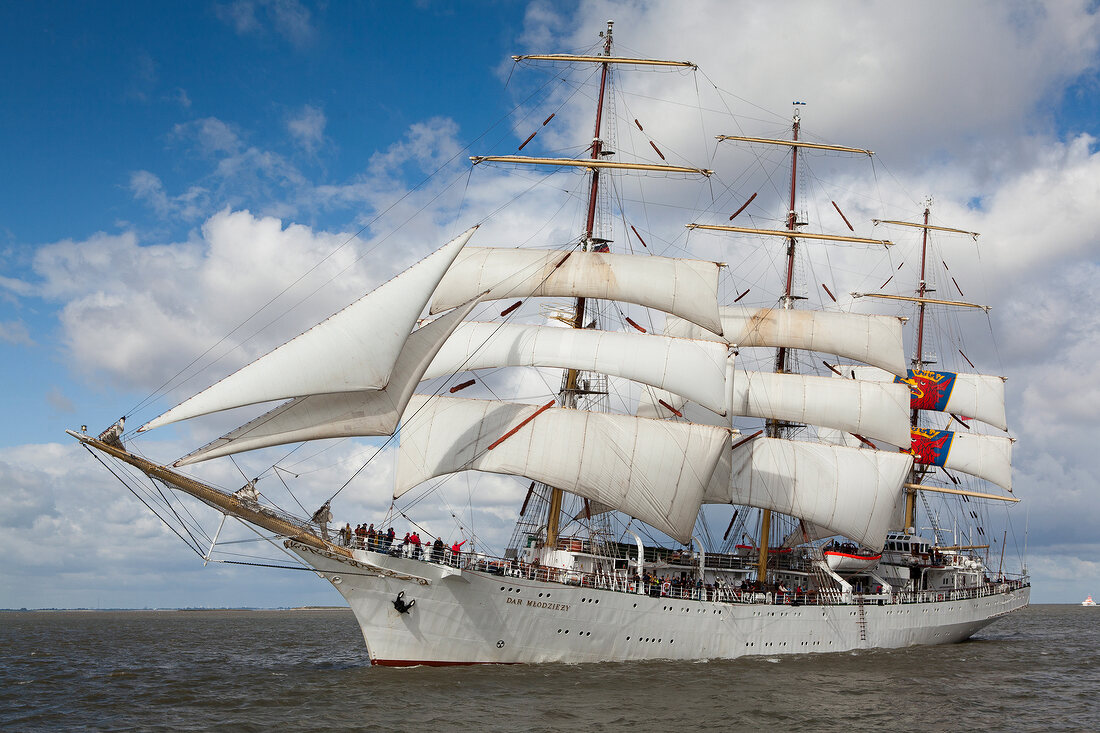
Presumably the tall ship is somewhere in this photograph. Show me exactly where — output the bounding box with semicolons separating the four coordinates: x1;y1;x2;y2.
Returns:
72;23;1028;665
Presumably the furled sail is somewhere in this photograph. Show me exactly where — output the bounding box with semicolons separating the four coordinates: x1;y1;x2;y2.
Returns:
665;307;906;376
395;395;730;543
424;322;731;415
911;427;1014;491
173;296;485;466
842;365;1008;431
639;369;911;446
429;247;725;336
140;228;478;432
703;436;913;551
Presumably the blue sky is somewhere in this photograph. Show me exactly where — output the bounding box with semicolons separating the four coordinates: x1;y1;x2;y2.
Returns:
3;1;1100;609
1;1;533;447
2;2;529;242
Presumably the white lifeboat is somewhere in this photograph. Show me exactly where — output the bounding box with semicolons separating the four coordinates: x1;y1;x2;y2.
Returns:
824;547;882;573
1084;594;1097;606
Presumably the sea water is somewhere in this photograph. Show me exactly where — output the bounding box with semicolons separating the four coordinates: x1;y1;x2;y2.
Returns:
2;605;1096;731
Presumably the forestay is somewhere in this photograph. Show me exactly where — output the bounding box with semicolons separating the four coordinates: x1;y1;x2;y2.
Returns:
703;437;913;551
394;395;730;543
141;228;478;432
666;307;907;377
429;247;725;336
424;322;731;415
173;297;484;466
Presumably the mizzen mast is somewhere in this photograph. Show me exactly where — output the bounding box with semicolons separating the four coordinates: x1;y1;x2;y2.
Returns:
862;206;986;530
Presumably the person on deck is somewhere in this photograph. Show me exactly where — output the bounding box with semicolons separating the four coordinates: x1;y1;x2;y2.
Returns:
431;537;445;563
450;539;466;566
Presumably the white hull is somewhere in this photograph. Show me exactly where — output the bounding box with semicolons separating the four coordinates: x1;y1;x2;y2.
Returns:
291;543;1030;666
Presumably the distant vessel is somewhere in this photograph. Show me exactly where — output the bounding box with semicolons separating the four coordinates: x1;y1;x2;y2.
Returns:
1084;595;1097;607
72;21;1028;665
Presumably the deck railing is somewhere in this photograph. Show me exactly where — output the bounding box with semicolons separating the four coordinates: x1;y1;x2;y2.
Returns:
350;541;1028;607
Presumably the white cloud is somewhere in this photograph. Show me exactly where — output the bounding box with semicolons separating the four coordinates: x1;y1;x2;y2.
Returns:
173;117;243;157
287;104;326;153
46;387;75;414
214;0;318;49
129;170;209;221
27;212;384;395
0;319;32;345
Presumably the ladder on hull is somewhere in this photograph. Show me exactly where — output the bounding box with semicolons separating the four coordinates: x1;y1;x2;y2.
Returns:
856;594;868;641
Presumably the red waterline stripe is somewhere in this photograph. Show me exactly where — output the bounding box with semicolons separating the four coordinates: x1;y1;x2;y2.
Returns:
372;658;519;667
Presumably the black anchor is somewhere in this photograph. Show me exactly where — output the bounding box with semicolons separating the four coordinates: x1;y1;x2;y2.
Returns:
393;590;416;614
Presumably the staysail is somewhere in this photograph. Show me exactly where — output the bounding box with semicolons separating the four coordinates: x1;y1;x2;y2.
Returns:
174;296;485;465
429;247;725;336
141;228;478;432
394;395;729;543
703;436;913;551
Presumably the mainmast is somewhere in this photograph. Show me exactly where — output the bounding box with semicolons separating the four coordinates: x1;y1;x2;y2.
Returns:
694;109;876;583
755;107;804;582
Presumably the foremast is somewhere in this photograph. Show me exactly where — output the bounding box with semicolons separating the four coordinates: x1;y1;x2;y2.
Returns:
546;19;615;548
480;22;709;551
